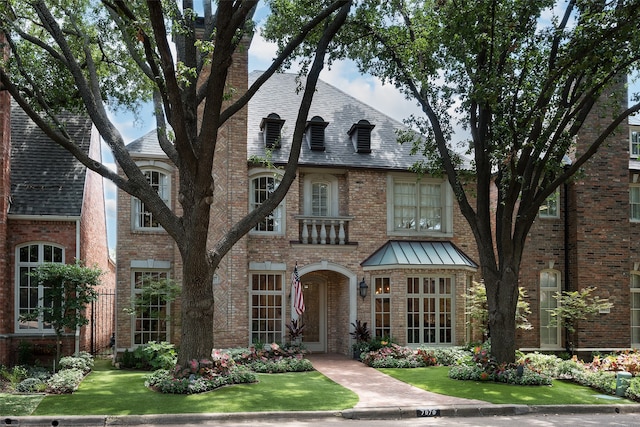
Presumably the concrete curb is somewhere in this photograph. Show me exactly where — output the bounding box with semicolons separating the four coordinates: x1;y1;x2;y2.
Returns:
4;404;640;425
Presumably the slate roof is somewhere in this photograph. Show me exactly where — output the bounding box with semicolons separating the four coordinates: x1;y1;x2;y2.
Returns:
361;240;478;269
127;72;426;171
248;71;421;170
9;103;92;217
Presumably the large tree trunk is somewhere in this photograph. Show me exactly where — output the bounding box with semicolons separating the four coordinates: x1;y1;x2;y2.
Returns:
178;251;215;366
175;181;216;366
484;266;520;364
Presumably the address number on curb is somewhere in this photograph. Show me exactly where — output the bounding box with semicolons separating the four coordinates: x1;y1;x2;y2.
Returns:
417;409;441;417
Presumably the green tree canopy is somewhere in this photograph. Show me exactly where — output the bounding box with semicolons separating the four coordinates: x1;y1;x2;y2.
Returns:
0;0;353;365
266;0;640;363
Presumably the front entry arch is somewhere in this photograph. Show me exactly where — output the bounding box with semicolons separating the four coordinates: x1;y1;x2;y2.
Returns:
295;261;357;355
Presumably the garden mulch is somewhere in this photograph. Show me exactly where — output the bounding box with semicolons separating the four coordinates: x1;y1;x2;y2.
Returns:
306;353;490;408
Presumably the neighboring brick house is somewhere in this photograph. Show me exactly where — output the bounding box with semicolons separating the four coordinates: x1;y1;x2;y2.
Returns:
0;97;116;366
114;48;638;357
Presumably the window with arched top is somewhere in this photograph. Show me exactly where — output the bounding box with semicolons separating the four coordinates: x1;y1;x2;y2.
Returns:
15;243;64;332
250;170;285;234
132;167;171;230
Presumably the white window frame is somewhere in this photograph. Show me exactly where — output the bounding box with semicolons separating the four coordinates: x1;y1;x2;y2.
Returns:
406;276;454;345
131;269;171;346
632;272;640;346
249;272;285;344
373;277;391;339
387;174;453;236
303;174;339;217
132;162;172;231
249;169;285;235
631;184;640;222
539;188;560;218
15;242;65;333
631;130;639;158
540;269;562;349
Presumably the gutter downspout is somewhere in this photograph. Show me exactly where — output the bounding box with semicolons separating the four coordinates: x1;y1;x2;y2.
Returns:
563;179;572;354
75;219;81;355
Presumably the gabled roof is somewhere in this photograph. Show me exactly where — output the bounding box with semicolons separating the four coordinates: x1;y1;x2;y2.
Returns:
248;71;422;170
361;240;478;270
126;129;167;158
9;103;92;217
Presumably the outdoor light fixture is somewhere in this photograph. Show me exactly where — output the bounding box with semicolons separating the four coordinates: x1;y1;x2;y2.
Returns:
358;277;368;299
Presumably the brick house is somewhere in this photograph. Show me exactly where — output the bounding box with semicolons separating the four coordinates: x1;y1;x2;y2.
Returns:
0;93;116;366
114;48;638;357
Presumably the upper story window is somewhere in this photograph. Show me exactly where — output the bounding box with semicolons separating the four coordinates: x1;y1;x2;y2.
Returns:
303;174;339;217
631;184;640;222
539;189;560;218
250;170;284;234
387;174;453;235
133;168;171;230
631;130;639;158
15;243;64;332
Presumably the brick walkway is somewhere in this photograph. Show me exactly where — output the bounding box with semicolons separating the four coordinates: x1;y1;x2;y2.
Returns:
307;353;491;408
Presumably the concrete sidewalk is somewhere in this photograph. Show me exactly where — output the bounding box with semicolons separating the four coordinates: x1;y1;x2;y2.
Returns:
306;353;489;408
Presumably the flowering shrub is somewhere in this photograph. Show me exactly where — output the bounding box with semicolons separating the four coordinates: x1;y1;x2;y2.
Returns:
415;349;437;367
145;365;257;394
59;355;94;374
627;377;640;400
16;377;46;393
423;347;470;366
46;368;84;394
362;344;421;368
230;343;312;373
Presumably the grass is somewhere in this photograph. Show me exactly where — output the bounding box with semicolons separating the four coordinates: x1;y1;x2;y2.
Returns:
32;360;358;416
379;366;636;405
0;393;45;416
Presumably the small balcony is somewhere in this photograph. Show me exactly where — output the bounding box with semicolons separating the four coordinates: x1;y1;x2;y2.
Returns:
294;215;354;245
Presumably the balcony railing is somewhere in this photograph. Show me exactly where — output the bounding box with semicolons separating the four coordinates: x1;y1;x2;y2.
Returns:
294;215;354;245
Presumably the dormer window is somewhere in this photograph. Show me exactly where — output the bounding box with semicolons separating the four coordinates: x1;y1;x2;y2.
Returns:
260;113;285;149
305;116;329;151
348;119;375;153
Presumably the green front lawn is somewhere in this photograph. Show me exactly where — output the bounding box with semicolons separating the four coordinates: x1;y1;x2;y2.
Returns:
31;361;357;416
380;366;636;405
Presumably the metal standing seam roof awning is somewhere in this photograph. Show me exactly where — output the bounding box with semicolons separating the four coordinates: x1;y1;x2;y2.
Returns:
361;240;478;270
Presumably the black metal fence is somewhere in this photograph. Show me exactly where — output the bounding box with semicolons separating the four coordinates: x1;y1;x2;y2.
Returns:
90;290;115;355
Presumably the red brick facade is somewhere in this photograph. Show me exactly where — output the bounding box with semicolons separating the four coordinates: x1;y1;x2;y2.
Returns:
0;93;115;366
114;41;637;358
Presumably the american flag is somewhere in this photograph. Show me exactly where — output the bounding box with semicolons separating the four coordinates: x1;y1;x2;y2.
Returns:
292;265;305;316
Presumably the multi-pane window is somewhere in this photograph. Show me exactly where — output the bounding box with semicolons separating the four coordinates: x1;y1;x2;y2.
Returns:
250;273;284;344
134;170;170;229
390;177;448;233
407;276;453;345
632;273;640;346
312;182;329;216
373;277;391;338
16;243;64;332
251;175;283;233
133;271;169;345
540;270;561;348
540;189;560;218
631;131;639;157
631;185;640;221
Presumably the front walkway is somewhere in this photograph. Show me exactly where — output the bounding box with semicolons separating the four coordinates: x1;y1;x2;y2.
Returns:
307;353;491;408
